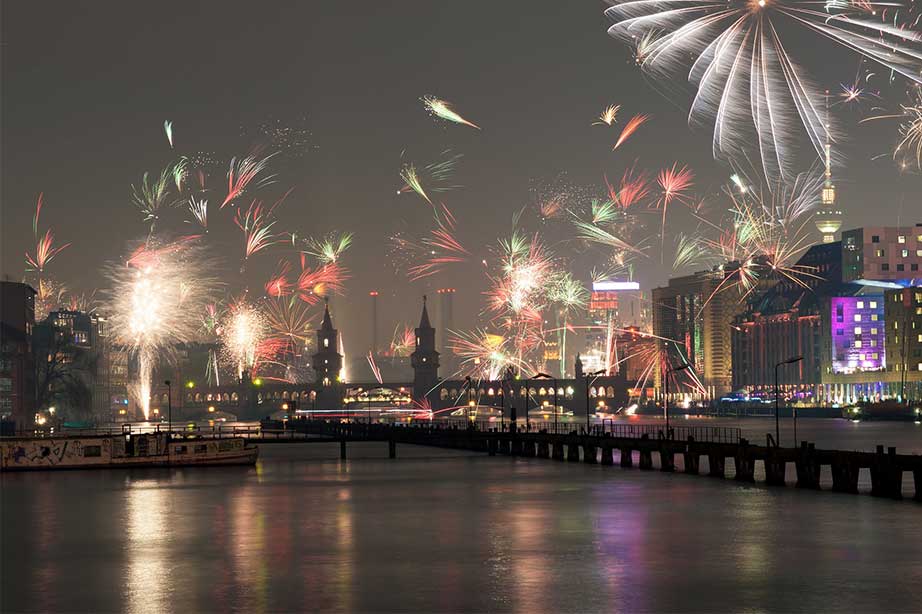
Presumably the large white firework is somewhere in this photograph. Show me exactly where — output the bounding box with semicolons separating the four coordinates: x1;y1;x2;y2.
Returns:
604;0;922;181
106;237;221;419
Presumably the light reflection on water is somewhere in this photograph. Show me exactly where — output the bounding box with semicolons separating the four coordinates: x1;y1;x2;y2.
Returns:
2;437;922;613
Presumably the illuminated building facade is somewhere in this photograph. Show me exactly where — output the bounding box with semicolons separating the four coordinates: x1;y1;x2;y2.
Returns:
842;225;922;282
829;296;886;374
652;267;742;398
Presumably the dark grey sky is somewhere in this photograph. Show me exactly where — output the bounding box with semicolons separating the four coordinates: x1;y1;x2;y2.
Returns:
2;1;917;359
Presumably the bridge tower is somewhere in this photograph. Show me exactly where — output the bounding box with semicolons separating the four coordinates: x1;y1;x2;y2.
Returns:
312;300;342;386
411;295;439;405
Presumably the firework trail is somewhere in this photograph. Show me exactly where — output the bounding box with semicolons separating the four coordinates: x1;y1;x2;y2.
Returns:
222;151;279;208
654;163;695;257
406;205;469;281
187;196;208;230
301;232;354;265
604;0;922;181
234;192;289;266
389;325;416;357
296;259;348;304
107;237;220;419
164;120;174;149
265;260;294;297
131;165;177;237
367;351;384;384
608;166;651;209
25;193;71;275
422;95;481;129
613;114;649;150
594;104;621;125
548;272;589;378
397;150;463;204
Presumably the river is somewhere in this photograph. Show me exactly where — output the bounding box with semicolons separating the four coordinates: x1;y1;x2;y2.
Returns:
2;420;921;613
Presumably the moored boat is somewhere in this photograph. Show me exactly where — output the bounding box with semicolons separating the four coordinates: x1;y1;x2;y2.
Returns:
841;399;922;421
0;431;258;471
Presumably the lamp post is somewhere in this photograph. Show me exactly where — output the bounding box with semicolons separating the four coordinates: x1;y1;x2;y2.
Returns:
465;376;473;424
164;380;172;435
584;369;606;434
774;355;803;447
533;372;557;433
664;363;690;436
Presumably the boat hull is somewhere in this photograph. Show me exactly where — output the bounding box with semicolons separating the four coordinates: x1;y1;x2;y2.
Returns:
1;434;259;472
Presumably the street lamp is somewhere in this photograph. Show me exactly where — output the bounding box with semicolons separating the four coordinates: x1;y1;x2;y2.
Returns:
664;363;690;435
584;369;606;434
164;380;172;435
774;355;803;447
533;372;557;434
465;376;473;424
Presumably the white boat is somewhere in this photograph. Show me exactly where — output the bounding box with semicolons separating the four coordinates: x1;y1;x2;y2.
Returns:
0;432;258;471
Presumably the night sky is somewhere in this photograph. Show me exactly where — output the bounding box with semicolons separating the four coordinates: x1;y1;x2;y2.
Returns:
2;1;918;358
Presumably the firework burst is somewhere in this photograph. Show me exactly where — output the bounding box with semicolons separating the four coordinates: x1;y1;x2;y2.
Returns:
222;151;279;208
605;0;922;180
107;237;220;419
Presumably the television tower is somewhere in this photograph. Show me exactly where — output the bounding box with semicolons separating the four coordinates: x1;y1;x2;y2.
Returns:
815;91;843;243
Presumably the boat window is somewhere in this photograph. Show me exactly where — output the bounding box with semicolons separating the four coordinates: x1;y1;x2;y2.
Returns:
83;445;102;457
175;445;187;454
194;444;208;454
219;440;233;452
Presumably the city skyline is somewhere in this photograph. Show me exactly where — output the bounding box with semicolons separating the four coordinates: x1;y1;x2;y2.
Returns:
4;1;922;364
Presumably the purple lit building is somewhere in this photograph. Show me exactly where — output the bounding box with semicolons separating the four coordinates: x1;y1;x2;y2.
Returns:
830;296;886;374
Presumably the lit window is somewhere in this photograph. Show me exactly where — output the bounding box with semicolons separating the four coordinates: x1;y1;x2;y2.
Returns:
875;249;885;257
854;340;862;348
870;340;877;347
918;363;922;371
854;326;862;335
869;301;877;309
871;328;878;335
918;334;922;342
898;235;906;243
854;314;862;322
871;314;879;321
917;250;922;257
902;249;910;258
856;301;864;309
323;338;329;348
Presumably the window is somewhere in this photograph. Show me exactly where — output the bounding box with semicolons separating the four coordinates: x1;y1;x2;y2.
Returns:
854;340;862;348
898;235;906;243
902;249;910;257
323;338;329;348
854;326;862;335
854;314;862;322
875;249;885;257
913;264;919;271
882;263;890;271
897;264;905;272
871;328;878;336
872;235;880;243
195;444;208;453
175;446;187;454
917;250;922;257
857;301;864;309
870;301;877;309
870;340;877;347
84;445;102;457
918;334;922;342
872;353;879;360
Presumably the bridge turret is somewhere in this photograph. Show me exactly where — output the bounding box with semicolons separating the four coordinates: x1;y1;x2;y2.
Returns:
411;296;439;404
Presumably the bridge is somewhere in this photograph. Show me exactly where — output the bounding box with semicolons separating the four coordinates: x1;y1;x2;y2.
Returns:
264;420;922;501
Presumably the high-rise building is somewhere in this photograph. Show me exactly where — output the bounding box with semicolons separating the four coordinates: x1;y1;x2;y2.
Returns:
653;265;754;397
841;225;922;282
0;281;36;426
